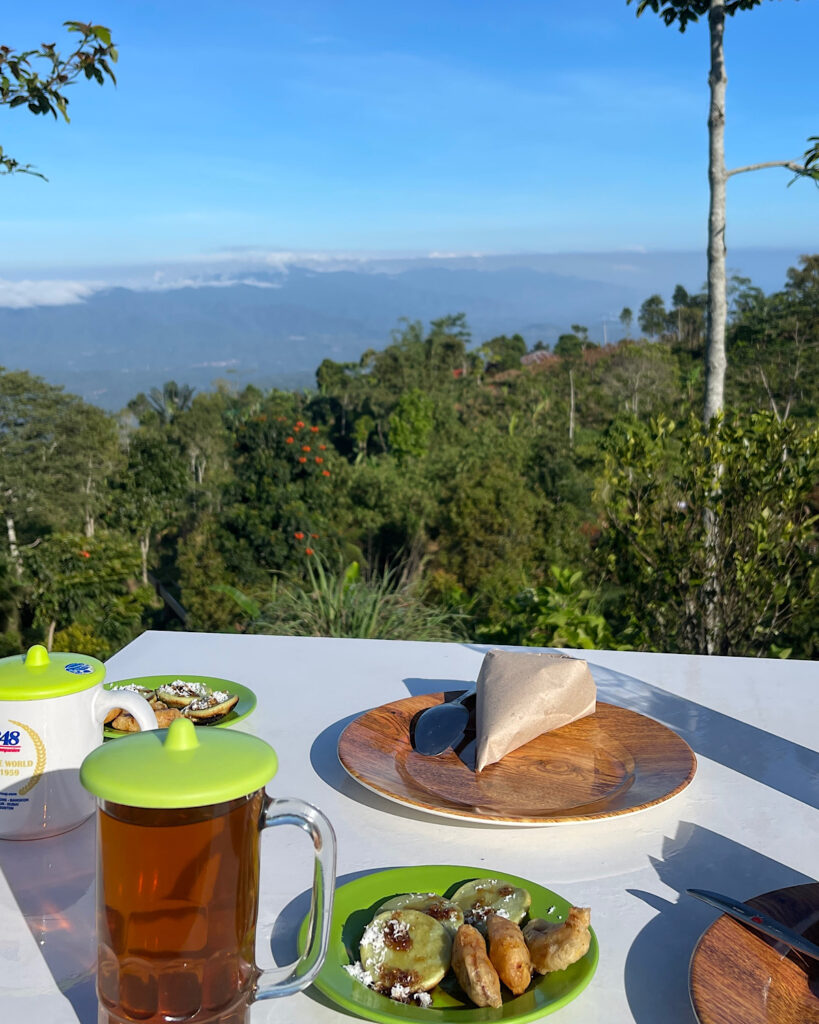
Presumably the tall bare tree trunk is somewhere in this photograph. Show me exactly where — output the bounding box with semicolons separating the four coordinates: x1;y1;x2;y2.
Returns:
702;1;729;654
46;620;56;652
140;532;150;586
84;474;95;538
705;0;727;423
568;369;575;446
5;514;23;579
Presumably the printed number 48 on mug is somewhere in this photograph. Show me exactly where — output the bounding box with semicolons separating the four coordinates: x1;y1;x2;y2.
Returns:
0;730;22;750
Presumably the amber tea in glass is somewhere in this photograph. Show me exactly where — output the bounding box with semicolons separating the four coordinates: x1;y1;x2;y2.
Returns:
83;717;335;1024
97;793;263;1024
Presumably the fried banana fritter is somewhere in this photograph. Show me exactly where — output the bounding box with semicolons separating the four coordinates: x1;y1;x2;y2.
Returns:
451;924;502;1008
523;906;591;974
109;707;182;732
487;914;532;995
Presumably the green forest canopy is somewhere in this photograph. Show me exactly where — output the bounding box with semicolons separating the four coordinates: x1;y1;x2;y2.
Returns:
1;257;816;661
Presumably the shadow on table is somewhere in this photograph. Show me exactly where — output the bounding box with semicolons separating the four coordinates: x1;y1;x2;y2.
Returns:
586;662;819;810
312;655;819;824
270;866;401;1017
0;813;97;1023
404;657;818;811
402;676;476;698
623;820;815;1024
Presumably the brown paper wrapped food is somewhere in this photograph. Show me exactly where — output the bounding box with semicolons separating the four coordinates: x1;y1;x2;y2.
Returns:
475;650;596;772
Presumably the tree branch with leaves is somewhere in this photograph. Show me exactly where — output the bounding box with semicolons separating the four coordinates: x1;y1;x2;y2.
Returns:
0;21;117;179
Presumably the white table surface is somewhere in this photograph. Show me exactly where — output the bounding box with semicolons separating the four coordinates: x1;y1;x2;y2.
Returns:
1;631;817;1024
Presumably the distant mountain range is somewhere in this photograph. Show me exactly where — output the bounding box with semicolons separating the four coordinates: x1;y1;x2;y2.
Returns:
0;248;806;410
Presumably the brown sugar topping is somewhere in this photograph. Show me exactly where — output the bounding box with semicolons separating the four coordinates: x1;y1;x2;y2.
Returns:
425;901;452;921
383;918;413;951
378;967;419;992
465;896;496;925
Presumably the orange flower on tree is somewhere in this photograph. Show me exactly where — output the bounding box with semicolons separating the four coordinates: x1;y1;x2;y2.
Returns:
319;444;327;450
79;550;91;558
315;456;323;464
294;531;305;540
310;533;319;539
305;547;315;556
322;469;331;477
302;445;311;452
298;456;307;463
294;420;305;429
286;436;294;444
310;425;320;433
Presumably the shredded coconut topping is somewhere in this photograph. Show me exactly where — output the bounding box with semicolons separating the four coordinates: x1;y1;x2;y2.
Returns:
343;961;431;1009
361;918;387;966
163;680;209;696
465;905;509;926
343;962;374;988
186;695;217;711
183;689;236;712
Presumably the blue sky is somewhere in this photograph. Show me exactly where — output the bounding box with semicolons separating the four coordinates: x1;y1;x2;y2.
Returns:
1;0;818;269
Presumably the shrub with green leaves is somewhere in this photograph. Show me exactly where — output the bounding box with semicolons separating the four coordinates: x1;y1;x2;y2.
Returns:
217;559;466;641
24;529;155;657
596;412;819;658
481;566;620;650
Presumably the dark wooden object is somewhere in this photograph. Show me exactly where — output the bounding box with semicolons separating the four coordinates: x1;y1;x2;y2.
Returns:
690;883;819;1024
338;693;696;825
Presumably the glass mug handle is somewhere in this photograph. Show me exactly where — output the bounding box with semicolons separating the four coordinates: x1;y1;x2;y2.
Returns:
254;796;337;1000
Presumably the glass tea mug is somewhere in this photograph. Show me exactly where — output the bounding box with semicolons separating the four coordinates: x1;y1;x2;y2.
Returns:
80;716;336;1024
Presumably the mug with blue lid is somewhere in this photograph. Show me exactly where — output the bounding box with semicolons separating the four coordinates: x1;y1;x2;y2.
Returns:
0;645;157;840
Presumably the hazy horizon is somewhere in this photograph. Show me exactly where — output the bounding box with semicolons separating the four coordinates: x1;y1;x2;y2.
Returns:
0;244;809;310
0;244;812;411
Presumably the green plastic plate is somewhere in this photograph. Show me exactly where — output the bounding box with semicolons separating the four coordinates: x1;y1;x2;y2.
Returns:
103;674;256;738
299;864;598;1023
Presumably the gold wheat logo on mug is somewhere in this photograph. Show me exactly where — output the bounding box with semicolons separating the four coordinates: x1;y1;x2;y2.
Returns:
0;719;46;799
0;646;157;840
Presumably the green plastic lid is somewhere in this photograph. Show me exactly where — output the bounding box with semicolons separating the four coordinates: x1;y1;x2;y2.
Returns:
80;716;278;808
0;645;105;700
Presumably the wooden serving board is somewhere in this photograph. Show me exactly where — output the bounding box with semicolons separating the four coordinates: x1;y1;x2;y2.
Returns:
337;693;696;825
689;883;819;1024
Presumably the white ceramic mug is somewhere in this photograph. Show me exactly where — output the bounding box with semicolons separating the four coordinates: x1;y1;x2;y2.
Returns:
0;646;157;840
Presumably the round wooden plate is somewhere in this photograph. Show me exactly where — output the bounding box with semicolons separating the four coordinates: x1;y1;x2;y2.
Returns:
689;883;819;1024
337;693;696;825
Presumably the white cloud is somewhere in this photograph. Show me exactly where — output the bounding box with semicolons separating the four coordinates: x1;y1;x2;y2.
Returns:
0;273;285;308
427;251;486;259
148;276;283;292
0;278;103;308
